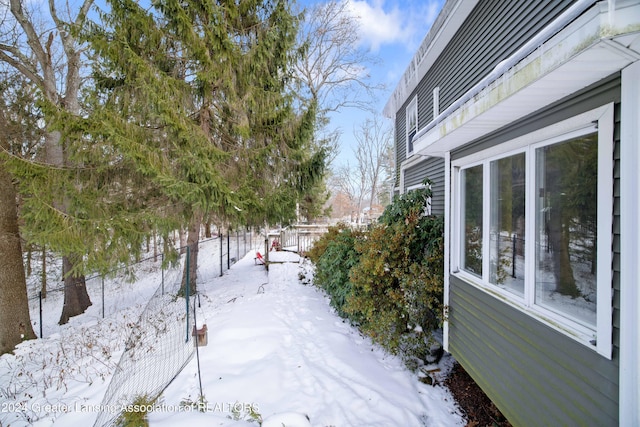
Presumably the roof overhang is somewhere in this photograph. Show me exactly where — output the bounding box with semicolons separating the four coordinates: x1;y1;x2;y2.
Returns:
413;0;640;157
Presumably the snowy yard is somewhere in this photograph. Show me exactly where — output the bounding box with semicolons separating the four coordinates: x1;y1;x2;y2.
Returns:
1;239;464;426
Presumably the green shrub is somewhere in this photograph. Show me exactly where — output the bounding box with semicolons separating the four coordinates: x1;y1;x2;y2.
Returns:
306;223;347;263
116;394;156;427
308;223;363;318
309;183;445;367
345;213;444;357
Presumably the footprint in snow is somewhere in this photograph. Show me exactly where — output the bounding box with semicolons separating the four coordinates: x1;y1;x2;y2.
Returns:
261;412;311;427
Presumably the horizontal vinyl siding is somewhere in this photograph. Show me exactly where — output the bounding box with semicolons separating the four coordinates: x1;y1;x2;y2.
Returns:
393;0;576;166
448;276;618;427
612;102;621;359
435;0;575;111
403;157;445;216
395;112;407;188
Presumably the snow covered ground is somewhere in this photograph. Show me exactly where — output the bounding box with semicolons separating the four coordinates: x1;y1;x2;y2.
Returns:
1;239;464;426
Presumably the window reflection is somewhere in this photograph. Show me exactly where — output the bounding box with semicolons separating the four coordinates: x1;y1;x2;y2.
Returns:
490;153;526;296
462;165;483;277
535;133;598;326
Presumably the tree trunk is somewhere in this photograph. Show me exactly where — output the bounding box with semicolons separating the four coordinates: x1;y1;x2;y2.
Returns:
180;216;201;296
546;163;578;297
179;228;187;254
153;233;158;262
0;160;36;354
59;254;92;325
44;129;92;324
204;219;212;238
26;243;32;276
6;0;94;325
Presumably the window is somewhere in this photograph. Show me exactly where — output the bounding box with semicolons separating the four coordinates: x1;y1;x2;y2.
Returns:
534;133;598;326
406;96;418;156
490;152;526;297
461;165;483;277
452;105;613;357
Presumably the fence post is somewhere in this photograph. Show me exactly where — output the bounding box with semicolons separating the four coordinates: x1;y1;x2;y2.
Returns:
161;253;165;296
220;234;223;277
39;291;43;338
227;233;230;270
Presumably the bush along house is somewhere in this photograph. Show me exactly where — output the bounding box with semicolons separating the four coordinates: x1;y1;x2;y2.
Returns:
384;0;640;425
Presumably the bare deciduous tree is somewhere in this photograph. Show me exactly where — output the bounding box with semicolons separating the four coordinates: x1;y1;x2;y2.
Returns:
354;114;393;211
332;160;367;223
292;0;387;221
1;0;94;325
293;0;383;115
331;114;394;223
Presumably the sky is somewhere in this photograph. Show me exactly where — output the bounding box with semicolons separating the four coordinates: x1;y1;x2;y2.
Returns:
312;0;446;168
0;237;465;426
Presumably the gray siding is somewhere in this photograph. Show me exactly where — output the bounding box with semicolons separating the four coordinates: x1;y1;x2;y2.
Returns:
448;276;618;427
447;76;621;426
612;102;621;360
394;0;577;168
394;112;407;188
403;157;445;215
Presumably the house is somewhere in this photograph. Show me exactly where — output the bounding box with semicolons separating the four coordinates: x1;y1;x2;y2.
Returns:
383;1;640;425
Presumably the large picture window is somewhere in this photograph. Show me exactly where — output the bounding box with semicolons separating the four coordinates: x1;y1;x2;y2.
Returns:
452;105;613;357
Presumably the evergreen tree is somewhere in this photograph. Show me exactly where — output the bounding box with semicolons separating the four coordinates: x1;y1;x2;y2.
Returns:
80;0;324;292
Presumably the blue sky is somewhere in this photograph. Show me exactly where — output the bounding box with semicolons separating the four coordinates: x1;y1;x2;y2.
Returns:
307;0;446;168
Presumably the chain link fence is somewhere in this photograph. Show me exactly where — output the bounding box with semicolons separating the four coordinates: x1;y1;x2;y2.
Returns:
18;230;256;426
27;231;257;339
92;257;189;427
91;230;255;426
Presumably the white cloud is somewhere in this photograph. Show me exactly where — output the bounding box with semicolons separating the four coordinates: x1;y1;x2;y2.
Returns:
346;0;442;52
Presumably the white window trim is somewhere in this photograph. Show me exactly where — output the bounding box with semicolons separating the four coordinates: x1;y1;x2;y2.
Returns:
443;151;451;351
450;104;614;358
619;59;640;427
406;96;418;157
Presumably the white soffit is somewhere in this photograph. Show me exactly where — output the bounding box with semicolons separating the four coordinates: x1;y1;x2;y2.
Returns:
414;4;640;157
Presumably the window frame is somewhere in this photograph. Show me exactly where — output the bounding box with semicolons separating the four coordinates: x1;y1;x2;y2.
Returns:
406;96;418;157
451;104;614;358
